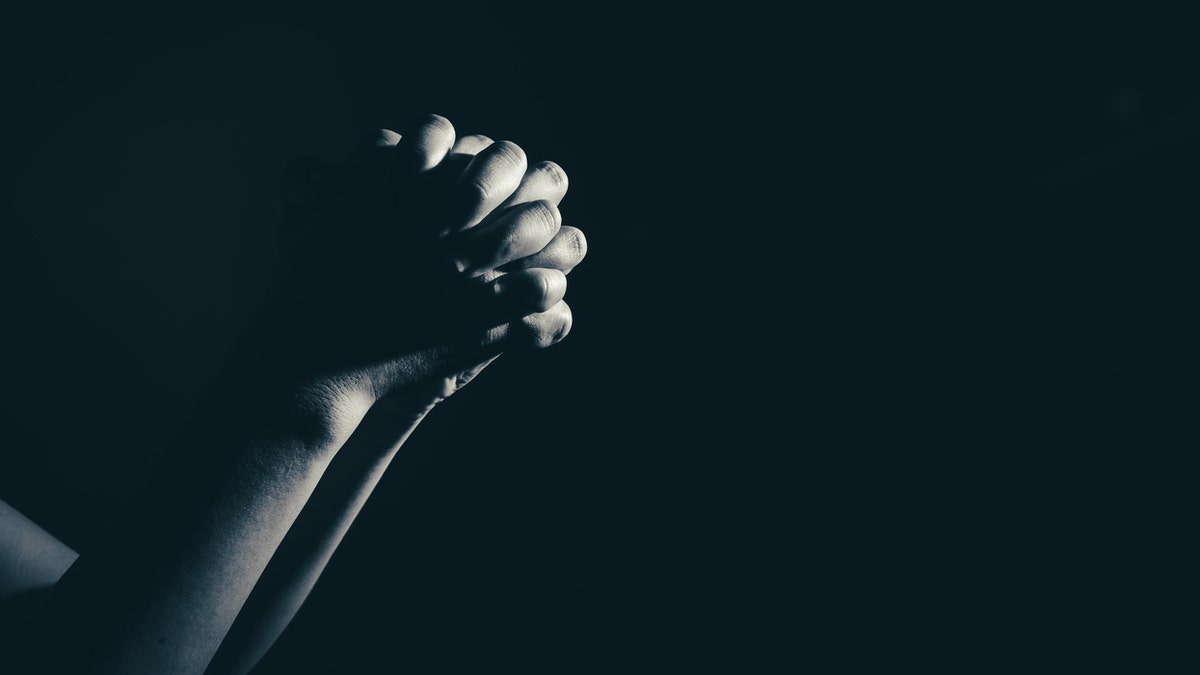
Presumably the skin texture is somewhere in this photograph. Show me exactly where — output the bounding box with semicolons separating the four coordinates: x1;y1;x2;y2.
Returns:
207;125;582;675
0;114;586;675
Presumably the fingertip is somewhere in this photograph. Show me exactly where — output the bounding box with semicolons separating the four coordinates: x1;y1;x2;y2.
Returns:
553;301;574;345
444;139;530;232
565;226;587;262
529;267;568;313
525;300;573;349
494;158;570;212
556;226;587;273
488;140;528;171
395;113;457;172
477;301;573;351
532;160;569;192
409;113;453;135
375;128;402;147
538;199;564;230
540;266;569;291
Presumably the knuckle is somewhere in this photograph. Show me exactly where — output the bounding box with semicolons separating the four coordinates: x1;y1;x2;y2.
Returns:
418;116;456;148
524;200;562;235
418;113;454;136
533;271;555;308
561;226;588;263
409;115;454;147
522;302;572;348
539;270;568;311
533;160;569;190
489;140;527;171
399;115;455;172
494;228;520;262
522;313;557;349
469;142;527;199
463;179;490;207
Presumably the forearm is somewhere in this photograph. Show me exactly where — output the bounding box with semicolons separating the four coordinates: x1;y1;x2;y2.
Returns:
1;112;581;674
7;373;374;675
205;391;434;675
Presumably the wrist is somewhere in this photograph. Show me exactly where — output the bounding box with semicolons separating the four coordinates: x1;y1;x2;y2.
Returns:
238;355;389;448
254;374;377;451
190;347;379;458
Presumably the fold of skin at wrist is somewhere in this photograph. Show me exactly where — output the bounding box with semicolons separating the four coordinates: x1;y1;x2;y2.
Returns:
200;282;492;454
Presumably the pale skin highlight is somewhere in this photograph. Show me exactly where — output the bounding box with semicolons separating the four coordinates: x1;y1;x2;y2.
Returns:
0;114;587;675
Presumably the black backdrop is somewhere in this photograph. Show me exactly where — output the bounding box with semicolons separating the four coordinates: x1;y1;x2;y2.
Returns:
2;2;1197;672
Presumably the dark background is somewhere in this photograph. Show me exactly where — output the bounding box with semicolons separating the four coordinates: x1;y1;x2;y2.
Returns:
2;1;1197;672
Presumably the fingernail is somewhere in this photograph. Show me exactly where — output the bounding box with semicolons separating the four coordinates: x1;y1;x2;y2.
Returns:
452;256;471;274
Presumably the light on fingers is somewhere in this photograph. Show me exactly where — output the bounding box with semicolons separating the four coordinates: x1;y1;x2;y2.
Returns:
456;200;562;277
390;114;456;174
496;225;588;275
441;140;528;234
492;268;568;315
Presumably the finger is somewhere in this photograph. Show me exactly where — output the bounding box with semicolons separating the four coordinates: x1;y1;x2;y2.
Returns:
487;267;568;317
521;300;574;348
454;200;562;277
496;225;588;274
377;128;403;147
446;267;567;338
480;300;574;350
429;134;495;192
450;134;494;156
439;140;527;235
499;160;569;209
474;160;570;230
388;113;456;176
442;135;495;177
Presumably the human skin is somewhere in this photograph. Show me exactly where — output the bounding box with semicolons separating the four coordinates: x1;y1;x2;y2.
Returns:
206;128;586;675
0;114;586;675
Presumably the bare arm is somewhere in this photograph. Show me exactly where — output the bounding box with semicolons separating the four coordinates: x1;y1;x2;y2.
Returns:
206;132;585;675
2;115;580;675
203;388;435;675
4;364;374;674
